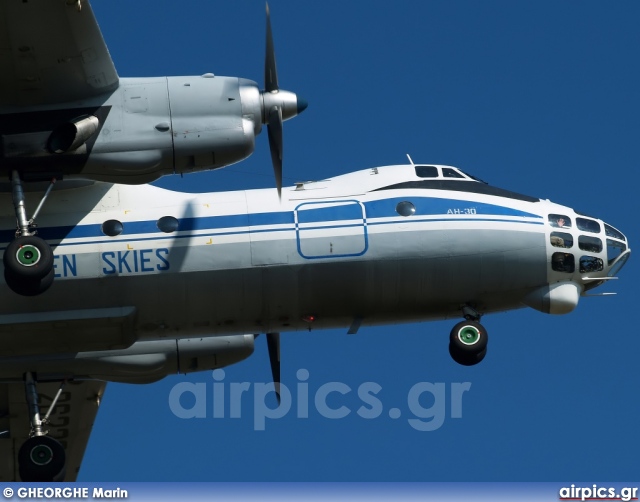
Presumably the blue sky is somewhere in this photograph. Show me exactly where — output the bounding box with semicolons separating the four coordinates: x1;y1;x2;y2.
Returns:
80;1;638;481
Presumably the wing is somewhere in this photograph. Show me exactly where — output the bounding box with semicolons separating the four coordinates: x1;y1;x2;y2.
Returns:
0;0;118;107
0;380;106;481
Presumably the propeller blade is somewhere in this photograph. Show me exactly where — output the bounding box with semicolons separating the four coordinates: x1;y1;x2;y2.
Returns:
266;332;281;404
267;106;283;198
264;3;279;93
261;3;306;197
169;199;195;273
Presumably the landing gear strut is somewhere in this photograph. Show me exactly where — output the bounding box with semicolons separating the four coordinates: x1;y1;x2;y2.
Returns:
3;171;55;296
18;373;66;482
448;306;488;366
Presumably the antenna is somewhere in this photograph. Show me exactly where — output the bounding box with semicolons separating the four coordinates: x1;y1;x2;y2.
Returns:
406;154;415;165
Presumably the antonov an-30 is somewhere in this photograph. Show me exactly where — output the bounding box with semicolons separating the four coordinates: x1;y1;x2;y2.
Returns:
0;0;630;483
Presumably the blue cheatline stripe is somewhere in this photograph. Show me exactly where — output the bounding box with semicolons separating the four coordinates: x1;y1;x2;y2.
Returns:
0;219;542;251
364;197;542;219
367;218;545;227
0;217;540;251
50;227;295;248
0;212;286;244
0;196;543;246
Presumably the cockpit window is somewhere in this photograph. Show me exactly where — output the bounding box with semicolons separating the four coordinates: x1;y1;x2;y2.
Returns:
607;239;627;265
459;171;488;184
415;166;438;178
609;252;630;277
576;217;601;234
550;232;573;248
552;252;575;273
578;236;602;253
580;256;604;274
442;168;465;179
549;214;571;229
605;223;625;241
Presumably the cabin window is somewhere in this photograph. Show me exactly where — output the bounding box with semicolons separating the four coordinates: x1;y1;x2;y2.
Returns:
549;214;571;229
605;224;625;241
550;232;573;248
396;201;416;217
415;166;438;178
157;216;180;233
552;252;575;273
102;219;123;237
580;256;604;273
442;168;465;179
578;235;602;253
607;239;626;265
576;217;601;234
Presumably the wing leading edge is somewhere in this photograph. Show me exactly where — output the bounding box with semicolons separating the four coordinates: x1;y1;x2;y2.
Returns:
0;0;118;107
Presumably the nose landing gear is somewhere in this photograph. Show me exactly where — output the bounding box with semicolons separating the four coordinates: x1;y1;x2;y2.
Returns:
449;306;488;366
3;171;56;296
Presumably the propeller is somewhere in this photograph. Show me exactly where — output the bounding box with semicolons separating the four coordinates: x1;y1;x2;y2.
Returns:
261;3;307;198
264;4;279;94
265;332;281;404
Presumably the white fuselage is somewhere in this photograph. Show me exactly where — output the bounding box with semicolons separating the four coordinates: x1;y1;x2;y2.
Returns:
0;164;630;380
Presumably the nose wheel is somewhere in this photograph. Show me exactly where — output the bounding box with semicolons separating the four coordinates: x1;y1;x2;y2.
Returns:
449;306;488;366
3;171;55;296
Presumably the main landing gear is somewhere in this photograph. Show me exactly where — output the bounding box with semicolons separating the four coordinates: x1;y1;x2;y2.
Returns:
3;171;55;296
19;373;67;482
448;306;488;366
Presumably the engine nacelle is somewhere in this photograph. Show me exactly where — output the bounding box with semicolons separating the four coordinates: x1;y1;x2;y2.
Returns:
522;281;582;315
167;76;257;175
48;115;100;154
0;335;255;384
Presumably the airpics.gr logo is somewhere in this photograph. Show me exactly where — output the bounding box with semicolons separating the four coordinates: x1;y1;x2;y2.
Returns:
559;485;638;502
168;369;472;431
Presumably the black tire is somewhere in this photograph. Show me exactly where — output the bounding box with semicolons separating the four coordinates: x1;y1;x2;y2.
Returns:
3;236;54;280
449;343;487;366
18;436;66;482
449;320;488;354
5;267;55;296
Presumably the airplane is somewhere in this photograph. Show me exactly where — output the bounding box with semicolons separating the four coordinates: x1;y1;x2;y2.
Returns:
0;0;306;297
0;158;631;481
0;0;631;485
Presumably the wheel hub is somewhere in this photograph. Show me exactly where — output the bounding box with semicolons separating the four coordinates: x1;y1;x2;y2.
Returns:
17;245;41;266
458;326;481;345
29;444;53;466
